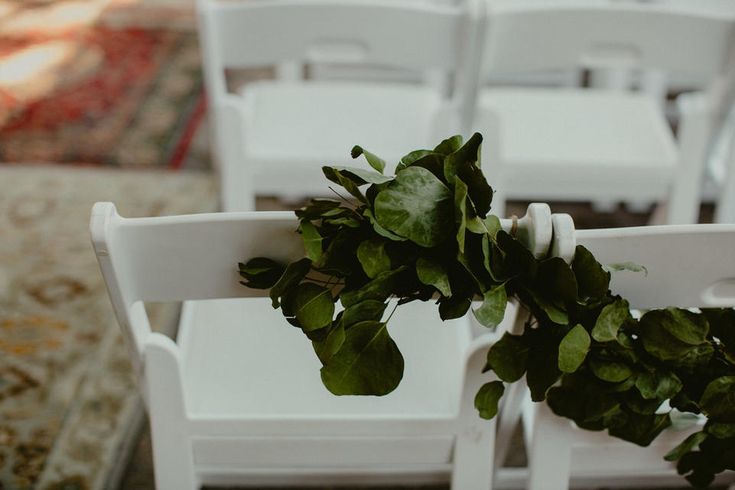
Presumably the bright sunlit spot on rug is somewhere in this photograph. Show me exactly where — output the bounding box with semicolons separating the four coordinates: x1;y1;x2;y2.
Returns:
0;41;99;104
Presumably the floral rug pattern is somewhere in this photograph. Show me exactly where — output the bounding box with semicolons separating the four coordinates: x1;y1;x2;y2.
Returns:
0;27;205;169
0;166;216;489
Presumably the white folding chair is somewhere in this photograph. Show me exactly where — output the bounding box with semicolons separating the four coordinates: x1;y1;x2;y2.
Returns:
495;216;735;489
197;0;481;211
90;201;555;489
471;1;735;223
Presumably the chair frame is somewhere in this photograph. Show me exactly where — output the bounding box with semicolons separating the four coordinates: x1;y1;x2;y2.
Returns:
91;202;555;489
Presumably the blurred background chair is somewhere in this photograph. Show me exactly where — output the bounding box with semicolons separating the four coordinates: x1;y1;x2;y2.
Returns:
471;1;735;223
197;0;481;211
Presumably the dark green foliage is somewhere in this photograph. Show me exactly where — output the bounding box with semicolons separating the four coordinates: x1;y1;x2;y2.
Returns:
238;134;735;487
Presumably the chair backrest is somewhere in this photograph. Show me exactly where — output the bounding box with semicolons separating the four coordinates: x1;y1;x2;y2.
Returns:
197;0;478;95
91;201;554;367
576;224;735;310
480;2;735;81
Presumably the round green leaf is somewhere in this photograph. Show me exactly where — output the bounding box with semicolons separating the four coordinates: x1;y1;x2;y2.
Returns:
293;283;335;331
486;332;528;382
592;299;630;342
299;220;323;262
416;257;452;297
473;284;507;329
320;321;404;396
700;376;735;422
475;380;505;419
357;239;391;278
558;324;591;373
374;166;453;247
590;360;633;383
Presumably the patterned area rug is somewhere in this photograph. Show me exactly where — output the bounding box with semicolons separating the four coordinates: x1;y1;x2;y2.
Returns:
0;166;216;489
0;27;205;169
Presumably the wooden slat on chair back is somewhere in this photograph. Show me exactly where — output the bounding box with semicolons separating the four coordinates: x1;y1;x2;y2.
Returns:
199;0;469;72
577;224;735;310
482;3;735;77
92;203;303;303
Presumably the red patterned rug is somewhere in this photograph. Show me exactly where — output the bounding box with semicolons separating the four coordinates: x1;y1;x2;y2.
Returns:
0;27;206;169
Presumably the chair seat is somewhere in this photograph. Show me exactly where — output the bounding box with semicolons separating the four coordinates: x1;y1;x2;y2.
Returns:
474;88;679;200
240;81;449;197
178;297;471;418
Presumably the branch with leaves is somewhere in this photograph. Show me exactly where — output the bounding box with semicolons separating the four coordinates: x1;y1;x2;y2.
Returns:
239;134;735;487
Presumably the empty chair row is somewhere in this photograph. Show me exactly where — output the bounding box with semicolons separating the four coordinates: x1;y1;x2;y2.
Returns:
198;0;735;223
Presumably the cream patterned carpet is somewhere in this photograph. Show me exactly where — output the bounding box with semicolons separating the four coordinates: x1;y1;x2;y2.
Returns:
0;166;216;489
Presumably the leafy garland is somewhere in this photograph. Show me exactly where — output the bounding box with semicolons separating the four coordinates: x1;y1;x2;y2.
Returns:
239;134;735;487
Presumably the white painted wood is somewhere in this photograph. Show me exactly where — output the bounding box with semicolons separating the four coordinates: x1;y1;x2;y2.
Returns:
196;0;482;210
90;202;557;489
473;2;735;224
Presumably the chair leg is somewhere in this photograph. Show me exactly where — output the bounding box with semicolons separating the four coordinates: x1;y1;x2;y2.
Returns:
451;418;496;490
527;403;572;490
145;336;198;490
494;381;529;470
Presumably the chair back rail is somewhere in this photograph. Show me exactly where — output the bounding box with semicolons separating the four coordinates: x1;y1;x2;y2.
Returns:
481;3;735;77
198;0;471;74
577;224;735;309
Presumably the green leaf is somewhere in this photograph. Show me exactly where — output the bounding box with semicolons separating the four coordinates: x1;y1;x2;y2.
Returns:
299;220;323;262
444;132;483;183
416;257;452;297
608;412;671;446
454;176;468;253
527;340;561;402
374;166;454;247
295;199;342;220
351;145;386;174
473;284;507;329
484;215;502;239
238;257;285;289
589;360;633;383
558;325;591;373
269;258;312;308
320;321;404;396
363;209;407;242
706;422;735;439
606;261;648;276
438;295;472;320
485;332;528;382
635;371;682;400
342;300;388;328
537;257;578;302
528;290;568;325
340;267;408;308
396;151;444;179
700;376;735;422
592;299;630;342
639;309;709;361
331;166;392;184
293;283;334;331
398;149;434;169
322;166;367;202
475;381;505;419
496;230;538;279
665;432;708;461
313;323;345;365
572;245;610;300
356;239;391;279
456;160;493;218
433;135;463;155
